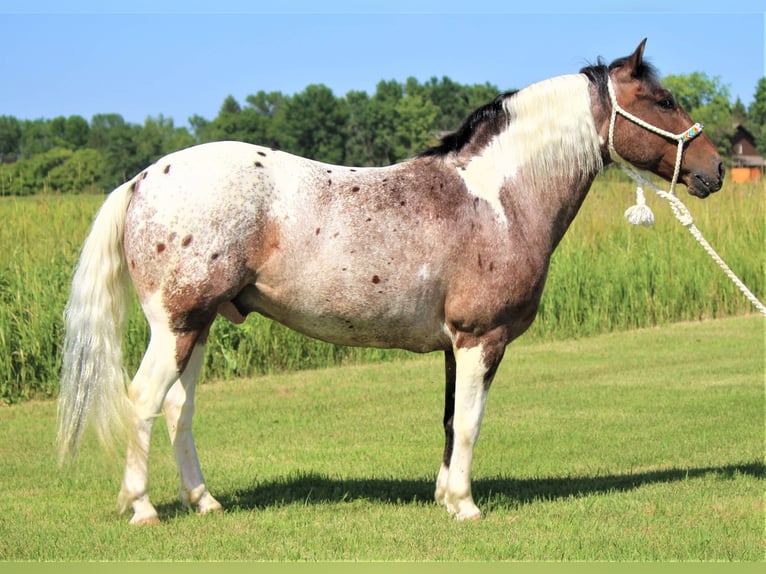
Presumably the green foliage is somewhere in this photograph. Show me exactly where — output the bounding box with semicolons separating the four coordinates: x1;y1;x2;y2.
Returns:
0;115;22;159
280;84;348;164
748;77;766;155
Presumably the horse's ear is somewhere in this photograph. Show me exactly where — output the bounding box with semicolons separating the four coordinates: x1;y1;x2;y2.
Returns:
613;38;648;82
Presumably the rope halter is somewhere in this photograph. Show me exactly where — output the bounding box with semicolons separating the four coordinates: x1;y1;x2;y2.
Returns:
606;78;704;226
606;78;766;316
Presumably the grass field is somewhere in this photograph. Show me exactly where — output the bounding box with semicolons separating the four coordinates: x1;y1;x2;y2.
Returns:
0;175;764;403
0;316;762;561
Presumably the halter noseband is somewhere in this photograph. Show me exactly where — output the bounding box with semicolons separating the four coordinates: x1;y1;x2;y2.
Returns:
607;78;703;195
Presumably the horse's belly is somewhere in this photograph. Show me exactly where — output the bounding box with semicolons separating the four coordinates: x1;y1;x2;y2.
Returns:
237;279;449;353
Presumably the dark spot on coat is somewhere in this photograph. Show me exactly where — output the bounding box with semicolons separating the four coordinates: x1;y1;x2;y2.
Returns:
255;161;264;168
182;235;193;247
350;168;357;172
351;186;360;192
211;253;220;261
400;200;406;206
371;275;380;284
164;164;171;174
130;259;136;269
477;254;483;269
156;243;166;253
141;171;148;180
365;217;372;222
258;151;267;157
328;179;332;186
315;228;321;235
327;169;332;174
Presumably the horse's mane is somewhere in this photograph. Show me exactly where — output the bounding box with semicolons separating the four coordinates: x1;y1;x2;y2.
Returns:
421;52;661;159
418;91;517;157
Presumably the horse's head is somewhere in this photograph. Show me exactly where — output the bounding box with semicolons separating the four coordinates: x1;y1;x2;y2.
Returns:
604;39;724;198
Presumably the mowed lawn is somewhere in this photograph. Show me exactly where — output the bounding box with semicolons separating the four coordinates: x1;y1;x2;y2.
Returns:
0;316;763;561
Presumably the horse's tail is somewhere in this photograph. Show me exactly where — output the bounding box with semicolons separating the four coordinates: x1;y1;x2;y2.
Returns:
57;179;136;463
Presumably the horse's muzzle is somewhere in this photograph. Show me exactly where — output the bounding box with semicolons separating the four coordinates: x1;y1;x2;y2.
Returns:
685;159;725;198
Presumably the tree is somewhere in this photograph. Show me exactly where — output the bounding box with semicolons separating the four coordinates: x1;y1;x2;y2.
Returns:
50;115;90;149
417;76;499;134
365;79;405;165
47;148;104;193
0;116;22;160
393;93;439;160
280;84;347;164
135;115;194;167
663;73;732;155
748;77;766;154
344;90;375;166
88;113;141;188
19;119;56;157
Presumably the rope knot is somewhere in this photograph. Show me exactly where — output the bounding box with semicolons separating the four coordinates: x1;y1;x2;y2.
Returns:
623;185;655;226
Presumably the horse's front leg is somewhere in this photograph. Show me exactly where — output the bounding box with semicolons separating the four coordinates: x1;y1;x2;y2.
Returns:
435;337;504;520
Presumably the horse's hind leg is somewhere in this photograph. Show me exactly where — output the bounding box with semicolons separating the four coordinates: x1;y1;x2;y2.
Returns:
118;315;210;524
162;341;222;516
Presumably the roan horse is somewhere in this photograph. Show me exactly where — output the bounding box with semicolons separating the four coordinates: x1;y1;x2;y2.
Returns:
58;39;724;524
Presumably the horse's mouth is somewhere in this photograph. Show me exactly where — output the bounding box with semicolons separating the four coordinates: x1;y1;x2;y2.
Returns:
684;172;723;199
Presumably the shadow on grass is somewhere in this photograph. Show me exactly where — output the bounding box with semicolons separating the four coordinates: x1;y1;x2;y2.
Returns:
159;460;763;518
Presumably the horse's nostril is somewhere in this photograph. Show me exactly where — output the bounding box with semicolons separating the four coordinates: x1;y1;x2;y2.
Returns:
718;160;726;181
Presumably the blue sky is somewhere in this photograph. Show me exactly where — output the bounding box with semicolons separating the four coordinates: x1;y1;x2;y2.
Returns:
1;1;764;128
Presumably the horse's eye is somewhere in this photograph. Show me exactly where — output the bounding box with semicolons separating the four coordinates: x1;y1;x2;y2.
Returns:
657;96;676;111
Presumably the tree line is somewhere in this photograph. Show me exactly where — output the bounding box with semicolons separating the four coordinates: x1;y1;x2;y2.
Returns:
1;73;764;196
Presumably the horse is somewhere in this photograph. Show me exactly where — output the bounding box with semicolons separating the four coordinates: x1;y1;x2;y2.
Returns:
57;39;724;524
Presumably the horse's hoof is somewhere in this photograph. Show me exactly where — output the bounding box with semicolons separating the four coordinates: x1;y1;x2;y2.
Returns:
197;491;223;516
130;513;160;526
446;498;482;521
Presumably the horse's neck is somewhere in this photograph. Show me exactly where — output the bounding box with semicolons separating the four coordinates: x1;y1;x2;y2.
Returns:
508;170;599;253
464;73;605;250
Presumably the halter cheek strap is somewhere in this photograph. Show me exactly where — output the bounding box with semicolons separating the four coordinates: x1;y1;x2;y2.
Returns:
606;78;703;198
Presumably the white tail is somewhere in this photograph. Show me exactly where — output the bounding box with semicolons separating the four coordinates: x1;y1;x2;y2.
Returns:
57;180;135;462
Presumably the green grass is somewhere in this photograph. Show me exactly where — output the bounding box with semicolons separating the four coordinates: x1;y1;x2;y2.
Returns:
0;316;762;561
1;176;764;403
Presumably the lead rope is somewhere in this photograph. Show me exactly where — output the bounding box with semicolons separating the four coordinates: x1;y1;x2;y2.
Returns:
606;79;766;317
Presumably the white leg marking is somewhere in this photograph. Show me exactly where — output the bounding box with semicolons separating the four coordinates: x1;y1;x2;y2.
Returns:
118;321;181;525
435;462;449;506
443;344;489;520
163;343;222;516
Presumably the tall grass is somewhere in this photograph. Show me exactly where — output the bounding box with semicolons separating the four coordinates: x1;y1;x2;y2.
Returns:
0;174;763;403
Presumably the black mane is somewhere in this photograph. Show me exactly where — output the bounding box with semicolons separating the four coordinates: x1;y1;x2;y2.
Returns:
420;50;662;159
418;91;517;157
